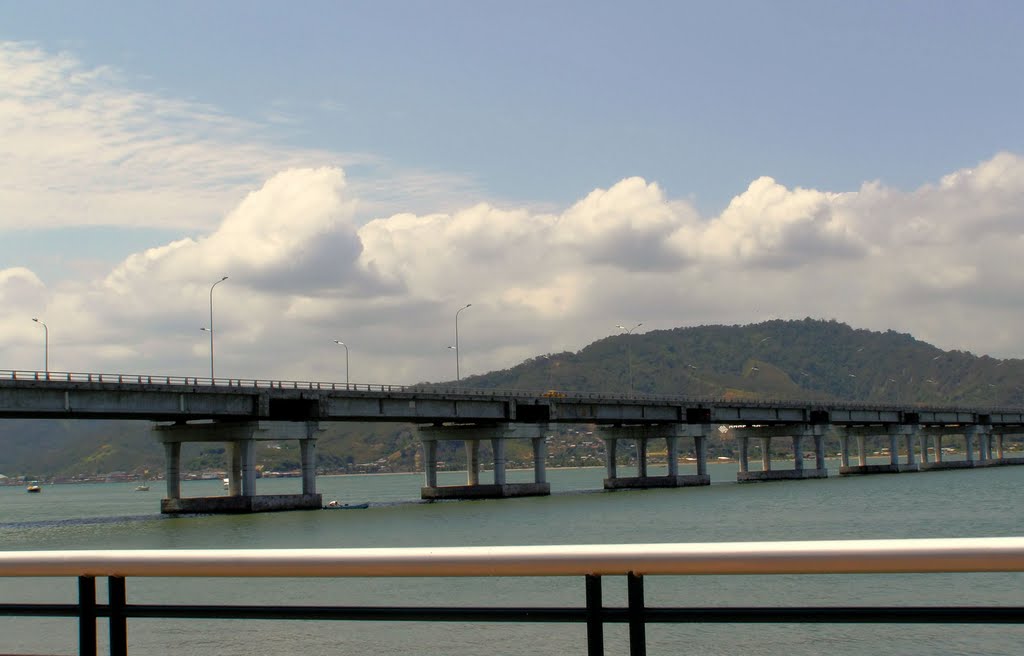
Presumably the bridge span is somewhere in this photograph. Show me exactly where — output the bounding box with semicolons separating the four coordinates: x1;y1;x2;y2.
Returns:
3;369;1023;512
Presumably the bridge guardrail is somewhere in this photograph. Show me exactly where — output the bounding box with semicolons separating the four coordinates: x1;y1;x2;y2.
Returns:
1;368;1020;415
1;538;1023;656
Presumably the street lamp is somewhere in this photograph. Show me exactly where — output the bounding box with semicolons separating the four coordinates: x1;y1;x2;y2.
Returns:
616;322;643;392
31;318;48;375
333;340;349;386
452;303;472;381
200;276;228;383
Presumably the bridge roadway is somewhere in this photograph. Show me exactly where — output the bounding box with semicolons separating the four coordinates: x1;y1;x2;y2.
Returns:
3;370;1024;511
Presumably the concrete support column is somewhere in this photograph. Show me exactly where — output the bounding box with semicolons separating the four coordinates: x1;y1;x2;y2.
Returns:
839;432;850;468
792;435;804;472
738;437;749;473
532;437;547;484
605;438;618;479
636;439;648;478
814;433;826;471
422;441;437;488
857;435;867;466
888;433;899;465
466;439;481;485
695;434;708;477
935;435;944;463
920;433;930;464
904;433;916;466
666;437;679;477
240;439;257;497
491;438;507;486
164;442;181;500
983;434;993;460
300;439;317;495
965;428;975;463
229;442;243;496
760;437;772;471
997;434;1005;460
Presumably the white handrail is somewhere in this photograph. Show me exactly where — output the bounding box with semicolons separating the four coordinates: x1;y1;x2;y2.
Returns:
2;538;1024;578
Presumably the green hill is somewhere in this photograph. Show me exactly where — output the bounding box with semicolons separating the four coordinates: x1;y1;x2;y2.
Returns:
3;319;1022;480
457;318;1023;406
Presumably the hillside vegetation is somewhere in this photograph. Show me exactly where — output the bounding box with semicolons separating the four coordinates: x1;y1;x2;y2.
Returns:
459;318;1023;406
3;319;1021;479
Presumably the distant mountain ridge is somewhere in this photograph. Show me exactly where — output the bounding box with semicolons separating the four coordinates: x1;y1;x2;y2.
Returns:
3;319;1021;479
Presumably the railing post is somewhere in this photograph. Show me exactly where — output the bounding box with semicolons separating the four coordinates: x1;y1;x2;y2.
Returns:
78;575;97;656
585;575;604;656
108;576;128;656
627;572;646;656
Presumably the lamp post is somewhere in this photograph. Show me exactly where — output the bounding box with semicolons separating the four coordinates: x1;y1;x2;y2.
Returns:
200;276;228;383
31;318;48;375
616;322;643;392
452;303;472;381
333;340;349;386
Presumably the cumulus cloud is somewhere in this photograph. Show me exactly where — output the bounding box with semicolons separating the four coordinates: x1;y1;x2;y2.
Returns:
5;44;1024;384
8;151;1024;382
104;167;363;294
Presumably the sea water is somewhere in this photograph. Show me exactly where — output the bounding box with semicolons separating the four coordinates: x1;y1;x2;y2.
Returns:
1;461;1022;655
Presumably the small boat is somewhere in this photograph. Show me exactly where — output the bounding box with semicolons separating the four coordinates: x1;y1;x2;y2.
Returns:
325;500;369;510
223;478;230;489
26;483;41;493
135;485;150;492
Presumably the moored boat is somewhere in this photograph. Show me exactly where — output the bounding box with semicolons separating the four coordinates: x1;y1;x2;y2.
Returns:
325;500;369;509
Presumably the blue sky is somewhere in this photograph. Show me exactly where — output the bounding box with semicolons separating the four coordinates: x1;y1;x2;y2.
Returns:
2;2;1024;383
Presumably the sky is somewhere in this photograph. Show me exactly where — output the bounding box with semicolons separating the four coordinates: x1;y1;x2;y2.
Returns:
2;1;1024;385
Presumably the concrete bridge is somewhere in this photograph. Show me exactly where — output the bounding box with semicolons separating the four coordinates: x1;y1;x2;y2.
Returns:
2;369;1023;512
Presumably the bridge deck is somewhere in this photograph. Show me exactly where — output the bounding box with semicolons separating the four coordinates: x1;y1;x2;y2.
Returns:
2;370;1024;427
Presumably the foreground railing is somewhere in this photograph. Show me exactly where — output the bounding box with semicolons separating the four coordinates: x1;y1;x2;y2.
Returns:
2;538;1024;655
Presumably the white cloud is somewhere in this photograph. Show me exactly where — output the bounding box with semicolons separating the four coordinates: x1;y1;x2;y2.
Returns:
0;42;482;235
5;43;1024;384
13;150;1016;385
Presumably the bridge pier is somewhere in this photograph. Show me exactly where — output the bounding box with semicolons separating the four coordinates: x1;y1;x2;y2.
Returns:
602;424;711;490
733;426;828;482
838;425;919;475
418;424;551;500
920;426;983;471
155;421;322;514
987;432;1024;466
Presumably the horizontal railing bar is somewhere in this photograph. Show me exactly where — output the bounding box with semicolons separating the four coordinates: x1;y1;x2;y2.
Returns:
642;606;1024;623
3;538;1024;578
118;605;589;622
112;605;1024;624
3;602;1022;624
0;603;81;618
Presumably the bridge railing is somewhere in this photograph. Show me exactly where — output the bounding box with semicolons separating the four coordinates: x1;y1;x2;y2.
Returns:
1;538;1023;656
1;368;1018;414
0;369;412;393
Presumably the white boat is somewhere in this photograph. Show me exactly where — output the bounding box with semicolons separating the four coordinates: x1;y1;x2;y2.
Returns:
26;483;41;493
135;485;150;492
223;477;230;489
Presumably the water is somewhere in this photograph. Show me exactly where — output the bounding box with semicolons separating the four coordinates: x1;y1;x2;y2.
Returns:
1;461;1023;655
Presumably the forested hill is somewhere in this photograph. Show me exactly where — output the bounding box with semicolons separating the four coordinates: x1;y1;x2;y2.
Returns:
458;319;1024;407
